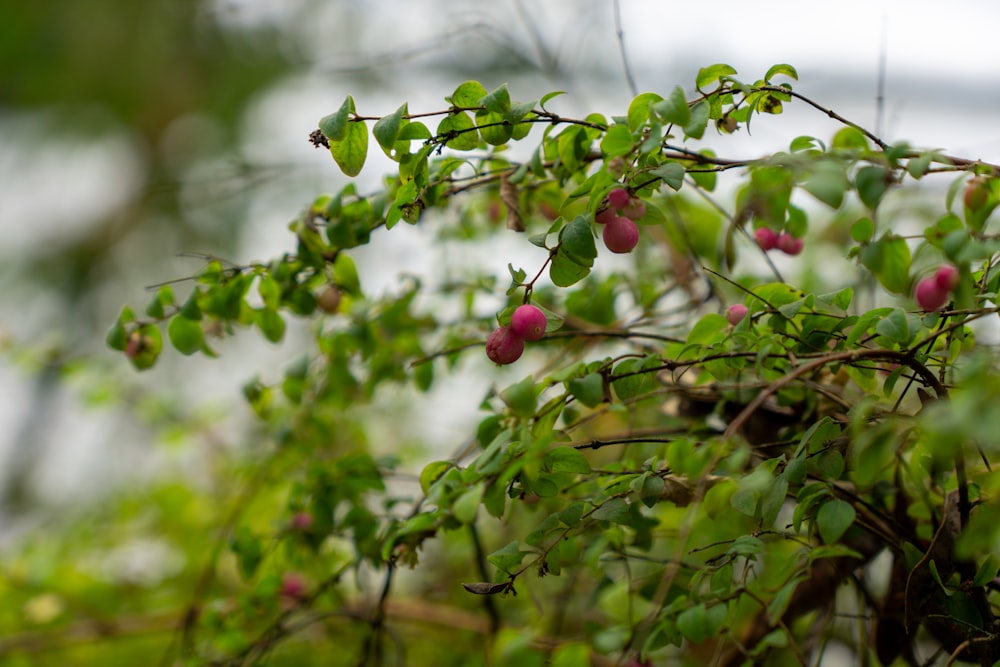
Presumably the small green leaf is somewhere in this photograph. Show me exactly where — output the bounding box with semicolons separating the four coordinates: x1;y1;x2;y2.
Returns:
475;109;512;146
539;90;566;111
487;540;527;575
256;308;286;343
453;484;484;524
677;603;727;643
593;497;630;524
436;112;478;150
683;100;709;139
816;499;856;544
479;83;511;114
319;96;353;141
803;160;849;208
544;446;591;474
568;373;604;408
501;376;537;419
627;92;663;131
600;124;634;157
373;103;407;157
330;119;368;177
168;316;204;355
851;217;875;243
450;80;488;107
695;63;737;90
420;461;451;495
874;307;910;344
764;63;798;82
652;162;686;191
856;166;891;209
859;235;911;294
654;85;691;126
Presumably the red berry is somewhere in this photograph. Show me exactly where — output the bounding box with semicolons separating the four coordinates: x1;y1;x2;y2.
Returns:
485;326;525;365
776;233;804;255
915;277;949;311
290;512;314;531
726;304;748;326
510;304;547;341
934;264;959;292
964;177;988;211
595;207;616;225
607;187;630;209
280;572;307;600
754;227;778;251
603;216;639;253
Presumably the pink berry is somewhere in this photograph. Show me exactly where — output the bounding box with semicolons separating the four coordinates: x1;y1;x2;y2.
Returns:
290;512;314;531
934;265;959;292
485;326;525;365
754;227;779;251
915;277;949;311
776;233;804;255
603;216;639;254
726;304;748;326
510;304;547;341
620;199;646;221
280;572;307;600
607;187;630;209
595;207;616;225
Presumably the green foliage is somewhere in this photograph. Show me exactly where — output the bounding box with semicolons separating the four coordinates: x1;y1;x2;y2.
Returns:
9;63;1000;667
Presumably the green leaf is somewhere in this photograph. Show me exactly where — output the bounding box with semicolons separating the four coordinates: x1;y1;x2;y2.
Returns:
627;92;663;131
330;118;368;177
319;95;353;141
487;540;527;575
453;484;484;524
764;63;798;81
436;112;479;150
256;308;286;343
450;80;488;107
501;376;537;419
479;83;511;114
855;166;891;209
695;63;737;90
373;103;407;157
874;307;910;344
676;603;727;643
600;123;634;157
683;100;709;139
816;499;856;544
539;90;566;111
475;109;513;146
593;497;630;524
145;285;174;318
859;235;911;294
850;217;875;243
803;160;849;208
654;85;691;126
543;446;591;474
420;461;451;495
568;373;604;408
167;316;204;355
652;162;686;191
550;216;596;287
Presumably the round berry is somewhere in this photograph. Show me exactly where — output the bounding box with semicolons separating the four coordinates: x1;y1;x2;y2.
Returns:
934;264;959;292
603;216;639;254
290;512;314;531
510;304;547;341
754;227;779;251
595;207;616;225
915;277;949;311
607;187;630;209
317;286;342;313
776;233;804;255
485;326;525;365
280;572;307;600
964;177;988;211
726;304;748;326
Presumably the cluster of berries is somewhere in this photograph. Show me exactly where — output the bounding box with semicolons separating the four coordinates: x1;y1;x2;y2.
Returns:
595;187;645;253
915;265;959;311
486;304;547;365
754;227;803;255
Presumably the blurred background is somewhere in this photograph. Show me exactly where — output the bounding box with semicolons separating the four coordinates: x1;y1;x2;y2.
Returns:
2;0;999;535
